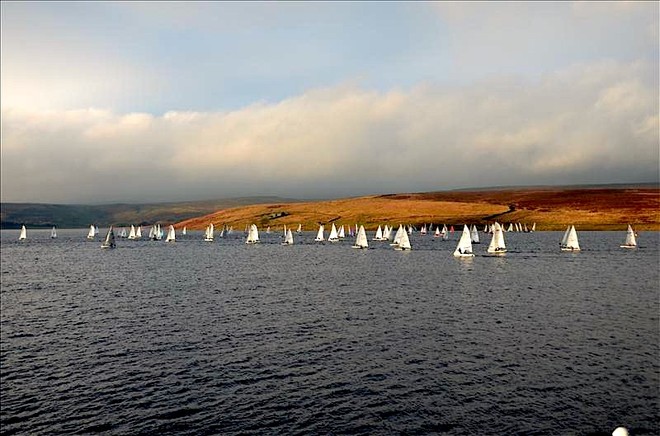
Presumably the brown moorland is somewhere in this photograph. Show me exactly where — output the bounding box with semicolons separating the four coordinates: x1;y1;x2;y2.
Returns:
177;186;660;232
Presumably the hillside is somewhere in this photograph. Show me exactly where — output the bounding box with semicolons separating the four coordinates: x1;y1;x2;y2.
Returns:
0;196;299;229
178;186;660;232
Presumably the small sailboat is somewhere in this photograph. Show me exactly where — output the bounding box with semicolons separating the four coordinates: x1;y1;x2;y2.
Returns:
119;227;127;238
94;225;100;235
101;226;116;249
87;225;95;240
560;225;580;251
315;225;325;242
487;222;507;255
434;227;441;238
531;223;536;232
246;224;259;244
50;226;57;239
373;225;385;241
296;224;302;233
128;225;136;240
182;226;187;236
166;225;176;242
328;223;339;242
204;223;214;242
394;227;412;250
383;225;392;241
352;225;369;249
282;228;294;245
338;225;345;239
441;224;449;240
19;225;27;241
136;226;142;239
391;224;404;246
453;225;474;257
470;225;480;244
620;224;637;248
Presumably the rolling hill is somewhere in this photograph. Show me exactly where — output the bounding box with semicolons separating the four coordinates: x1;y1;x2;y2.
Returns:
178;185;660;232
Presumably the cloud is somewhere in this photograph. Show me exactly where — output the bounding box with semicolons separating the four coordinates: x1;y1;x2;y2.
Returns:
1;60;658;204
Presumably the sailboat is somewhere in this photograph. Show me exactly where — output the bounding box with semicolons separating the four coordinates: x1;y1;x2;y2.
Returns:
352;225;369;249
282;228;294;245
560;225;580;251
94;225;100;235
391;224;404;246
394;227;412;250
620;224;637;249
373;225;385;241
470;225;480;244
136;226;142;239
119;227;127;238
128;225;136;240
434;227;441;238
204;223;214;242
453;225;474;257
338;225;345;239
50;226;57;239
182;226;187;236
531;223;536;232
19;225;27;241
87;225;95;240
166;225;176;242
383;225;392;241
101;226;116;249
441;224;449;240
296;224;302;233
314;225;325;242
487;222;507;254
246;224;259;244
328;223;339;242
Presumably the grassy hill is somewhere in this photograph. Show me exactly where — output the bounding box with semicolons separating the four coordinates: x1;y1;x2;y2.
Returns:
177;186;660;232
0;196;299;229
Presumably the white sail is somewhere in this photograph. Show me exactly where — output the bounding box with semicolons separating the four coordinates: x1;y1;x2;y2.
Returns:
246;224;259;244
283;225;288;238
434;227;441;237
50;226;57;239
338;225;345;238
328;223;339;241
204;223;214;241
394;227;412;250
119;227;127;238
391;224;404;245
373;225;384;241
182;226;187;235
453;225;474;257
561;225;580;251
95;225;99;235
296;224;302;233
470;225;480;244
19;225;27;240
282;228;294;245
442;224;449;240
315;225;325;241
487;222;507;254
531;223;536;232
166;225;176;242
149;225;155;239
383;225;392;240
158;224;164;240
420;225;427;235
507;223;513;232
352;225;369;249
87;225;95;239
621;224;637;248
128;225;136;239
101;226;116;248
136;226;142;238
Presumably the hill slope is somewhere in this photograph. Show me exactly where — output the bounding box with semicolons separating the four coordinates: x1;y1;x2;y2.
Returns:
178;186;660;232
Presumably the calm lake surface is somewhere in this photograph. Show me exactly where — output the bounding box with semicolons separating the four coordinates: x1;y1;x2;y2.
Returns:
1;228;658;435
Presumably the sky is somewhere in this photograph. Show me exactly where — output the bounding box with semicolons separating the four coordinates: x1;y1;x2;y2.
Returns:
1;1;658;204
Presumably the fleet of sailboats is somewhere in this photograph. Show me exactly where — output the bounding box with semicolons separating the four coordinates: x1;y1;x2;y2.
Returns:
10;222;643;255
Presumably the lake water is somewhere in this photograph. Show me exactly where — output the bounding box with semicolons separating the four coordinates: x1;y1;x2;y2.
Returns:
1;228;658;435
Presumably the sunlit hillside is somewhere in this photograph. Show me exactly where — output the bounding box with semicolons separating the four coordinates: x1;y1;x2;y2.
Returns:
177;186;660;232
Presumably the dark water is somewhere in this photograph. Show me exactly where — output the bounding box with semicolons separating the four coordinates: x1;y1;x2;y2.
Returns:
1;228;658;435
